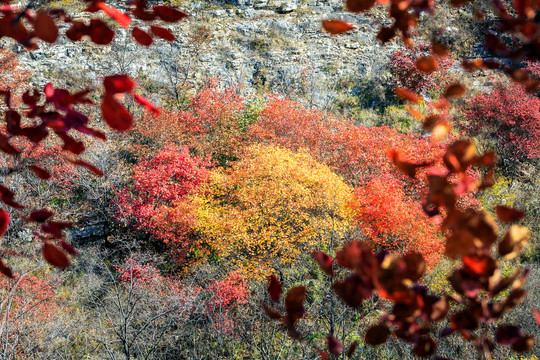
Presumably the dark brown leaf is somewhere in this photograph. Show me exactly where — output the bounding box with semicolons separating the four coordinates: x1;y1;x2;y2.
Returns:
495;205;525;223
268;274;282;302
364;324;390;346
345;0;376;13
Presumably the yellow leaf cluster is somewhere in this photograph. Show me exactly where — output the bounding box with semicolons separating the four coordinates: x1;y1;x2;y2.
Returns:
194;144;354;279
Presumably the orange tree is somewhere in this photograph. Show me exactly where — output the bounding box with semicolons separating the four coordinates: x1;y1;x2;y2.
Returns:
194;144;354;279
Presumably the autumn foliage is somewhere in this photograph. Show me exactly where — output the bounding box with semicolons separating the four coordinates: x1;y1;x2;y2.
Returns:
195;144;353;278
461;82;540;171
115;145;210;263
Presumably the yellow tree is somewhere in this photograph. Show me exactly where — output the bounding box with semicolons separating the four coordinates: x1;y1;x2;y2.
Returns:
195;144;353;278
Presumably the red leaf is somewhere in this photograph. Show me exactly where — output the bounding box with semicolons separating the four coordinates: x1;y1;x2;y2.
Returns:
133;94;160;115
88;19;114;45
311;250;333;276
322;20;356;35
34;10;58;43
415;56;439;73
131;1;157;21
42;243;70;268
0;209;10;237
29;165;51;180
395;88;422;103
60;240;79;256
96;2;131;28
101;94;133;131
29;209;54;223
345;0;376;12
68;159;104;177
150;25;175;41
104;74;136;94
268;274;282;302
153;6;188;22
132;27;153;47
0;259;13;278
56;132;85;154
285;286;306;324
327;335;343;355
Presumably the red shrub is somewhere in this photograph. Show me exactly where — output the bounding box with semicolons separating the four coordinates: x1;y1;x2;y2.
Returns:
114;145;210;263
461;82;540;164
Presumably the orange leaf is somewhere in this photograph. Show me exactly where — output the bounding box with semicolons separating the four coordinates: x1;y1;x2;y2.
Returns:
415;56;439;73
395;88;422;103
322;20;356;35
444;83;467;98
432;41;449;57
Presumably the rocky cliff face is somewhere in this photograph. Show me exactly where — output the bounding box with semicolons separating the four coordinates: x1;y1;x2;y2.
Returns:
14;1;398;110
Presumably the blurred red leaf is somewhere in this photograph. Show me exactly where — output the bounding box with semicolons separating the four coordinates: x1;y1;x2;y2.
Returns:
285;286;306;324
67;159;104;177
42;243;70;268
133;94;160;115
88;19;114;45
153;6;188;22
132;27;153;47
29;165;51;180
101;94;133;131
268;274;282;302
0;258;13;278
533;308;540;325
29;209;54;223
261;301;282;319
0;209;10;237
432;41;449;57
60;240;79;256
346;340;359;357
104;74;136;94
34;10;58;43
327;335;343;355
311;250;333;276
150;25;175;41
